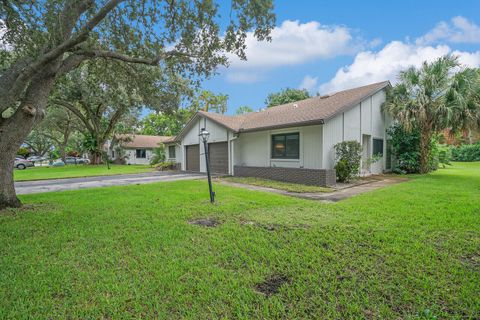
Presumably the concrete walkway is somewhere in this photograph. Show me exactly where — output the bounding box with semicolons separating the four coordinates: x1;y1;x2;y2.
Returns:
15;171;205;195
220;177;408;202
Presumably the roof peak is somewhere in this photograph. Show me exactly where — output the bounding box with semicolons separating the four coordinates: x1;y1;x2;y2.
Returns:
177;80;390;138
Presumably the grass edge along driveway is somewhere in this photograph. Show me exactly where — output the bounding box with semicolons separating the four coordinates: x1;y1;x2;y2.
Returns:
1;162;479;319
14;164;155;181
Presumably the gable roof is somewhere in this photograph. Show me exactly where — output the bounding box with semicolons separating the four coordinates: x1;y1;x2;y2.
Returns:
175;81;390;140
115;134;174;148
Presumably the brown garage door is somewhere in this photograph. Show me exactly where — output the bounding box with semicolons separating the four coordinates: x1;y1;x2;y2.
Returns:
185;144;200;172
208;142;228;174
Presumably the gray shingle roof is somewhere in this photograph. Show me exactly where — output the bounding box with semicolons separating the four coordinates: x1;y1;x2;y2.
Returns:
176;81;390;140
115;134;175;148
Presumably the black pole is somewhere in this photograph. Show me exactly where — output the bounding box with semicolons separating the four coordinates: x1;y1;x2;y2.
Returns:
203;139;215;203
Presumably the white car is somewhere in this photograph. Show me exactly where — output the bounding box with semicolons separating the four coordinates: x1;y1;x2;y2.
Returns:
27;155;47;163
14;158;34;170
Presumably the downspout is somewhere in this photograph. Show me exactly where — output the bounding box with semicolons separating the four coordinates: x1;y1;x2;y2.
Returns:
229;133;238;176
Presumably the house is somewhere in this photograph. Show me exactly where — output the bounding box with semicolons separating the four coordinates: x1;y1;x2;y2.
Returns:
165;81;393;186
441;128;479;145
109;134;174;165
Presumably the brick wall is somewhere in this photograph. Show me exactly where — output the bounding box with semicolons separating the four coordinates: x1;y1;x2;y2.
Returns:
234;166;336;187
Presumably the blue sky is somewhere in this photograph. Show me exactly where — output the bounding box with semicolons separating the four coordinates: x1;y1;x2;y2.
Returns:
202;0;480;115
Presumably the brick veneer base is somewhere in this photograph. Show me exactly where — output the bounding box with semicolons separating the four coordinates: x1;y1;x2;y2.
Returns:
234;166;336;187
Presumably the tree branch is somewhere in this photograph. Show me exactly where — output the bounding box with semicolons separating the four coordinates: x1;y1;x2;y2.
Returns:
6;0;123;103
102;106;126;142
71;48;195;65
52;99;94;133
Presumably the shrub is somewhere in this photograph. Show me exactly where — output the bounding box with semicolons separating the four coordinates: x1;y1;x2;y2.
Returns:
153;161;177;171
436;144;452;168
387;124;438;173
334;141;362;182
451;143;480;161
150;145;166;165
17;147;30;158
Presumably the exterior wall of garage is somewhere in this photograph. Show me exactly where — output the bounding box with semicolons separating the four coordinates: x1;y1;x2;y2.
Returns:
180;116;234;174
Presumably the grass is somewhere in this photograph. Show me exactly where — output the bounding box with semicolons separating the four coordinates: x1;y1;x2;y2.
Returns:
14;164;154;181
222;176;334;193
1;162;479;319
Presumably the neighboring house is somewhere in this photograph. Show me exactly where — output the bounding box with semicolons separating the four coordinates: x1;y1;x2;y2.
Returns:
165;81;393;186
109;134;174;165
441;128;479;145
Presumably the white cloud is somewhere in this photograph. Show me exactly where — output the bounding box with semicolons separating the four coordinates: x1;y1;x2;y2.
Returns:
416;16;480;45
319;41;480;94
298;75;318;93
225;20;363;83
230;20;359;69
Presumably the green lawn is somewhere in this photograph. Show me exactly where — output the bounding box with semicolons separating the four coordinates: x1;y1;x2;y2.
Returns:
222;176;334;193
1;163;479;319
14;164;154;181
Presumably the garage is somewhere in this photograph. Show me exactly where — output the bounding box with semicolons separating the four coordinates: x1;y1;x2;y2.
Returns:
185;144;200;172
208;142;229;174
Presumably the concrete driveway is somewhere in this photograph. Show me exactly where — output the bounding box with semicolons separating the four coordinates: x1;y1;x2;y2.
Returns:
15;171;205;195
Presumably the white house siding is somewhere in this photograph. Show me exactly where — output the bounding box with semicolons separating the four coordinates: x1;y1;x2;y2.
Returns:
344;105;361;141
361;97;372;135
234;125;322;169
371;90;388;173
181;116;232;173
124;148;154;165
322;114;344;169
165;144;183;163
322;89;389;174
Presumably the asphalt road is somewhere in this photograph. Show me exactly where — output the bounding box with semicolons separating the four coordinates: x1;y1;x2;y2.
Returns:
15;171;205;195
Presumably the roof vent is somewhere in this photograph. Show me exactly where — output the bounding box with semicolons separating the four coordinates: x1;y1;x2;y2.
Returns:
293;103;298;108
320;94;330;99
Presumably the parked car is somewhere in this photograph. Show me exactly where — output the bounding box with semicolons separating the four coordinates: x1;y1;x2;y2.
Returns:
14;158;34;170
52;160;66;167
65;156;90;164
27;155;47;162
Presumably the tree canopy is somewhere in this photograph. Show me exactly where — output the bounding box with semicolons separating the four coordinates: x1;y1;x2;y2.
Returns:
190;90;228;114
384;55;480;173
265;88;310;108
140;110;193;136
0;0;275;209
236;105;254;114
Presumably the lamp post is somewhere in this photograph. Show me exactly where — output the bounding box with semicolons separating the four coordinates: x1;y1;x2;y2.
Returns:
199;128;215;203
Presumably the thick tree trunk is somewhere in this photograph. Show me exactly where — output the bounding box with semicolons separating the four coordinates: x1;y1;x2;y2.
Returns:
0;148;21;209
419;128;432;174
0;75;55;210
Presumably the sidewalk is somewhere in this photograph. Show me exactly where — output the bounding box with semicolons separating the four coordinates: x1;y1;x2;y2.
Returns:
219;176;408;202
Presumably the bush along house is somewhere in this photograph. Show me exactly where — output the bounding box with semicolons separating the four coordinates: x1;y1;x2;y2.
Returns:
165;81;394;186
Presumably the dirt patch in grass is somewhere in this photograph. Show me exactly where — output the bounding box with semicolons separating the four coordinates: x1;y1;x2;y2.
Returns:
461;252;480;269
255;274;289;297
188;217;220;227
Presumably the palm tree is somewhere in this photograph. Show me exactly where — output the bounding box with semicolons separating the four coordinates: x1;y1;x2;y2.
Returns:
384;56;480;173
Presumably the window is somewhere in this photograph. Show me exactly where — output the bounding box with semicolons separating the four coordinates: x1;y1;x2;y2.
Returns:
271;133;299;159
136;149;146;158
373;138;384;157
168;145;176;158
